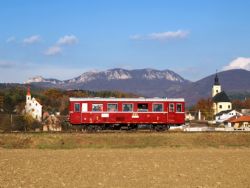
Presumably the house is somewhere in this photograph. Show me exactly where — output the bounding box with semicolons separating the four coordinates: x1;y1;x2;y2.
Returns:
43;114;62;131
185;111;195;121
241;109;250;115
230;116;250;130
25;87;42;122
215;110;242;124
212;73;232;116
222;116;239;127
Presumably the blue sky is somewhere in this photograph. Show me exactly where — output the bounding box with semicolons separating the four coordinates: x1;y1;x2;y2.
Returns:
1;0;250;82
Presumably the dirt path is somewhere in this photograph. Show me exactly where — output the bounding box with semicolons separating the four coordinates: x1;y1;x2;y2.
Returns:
0;148;250;187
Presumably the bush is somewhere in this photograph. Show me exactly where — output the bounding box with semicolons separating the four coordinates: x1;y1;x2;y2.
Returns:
13;114;42;131
0;114;11;132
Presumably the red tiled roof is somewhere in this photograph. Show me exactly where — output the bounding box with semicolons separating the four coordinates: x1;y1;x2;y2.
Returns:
223;116;238;123
230;116;250;123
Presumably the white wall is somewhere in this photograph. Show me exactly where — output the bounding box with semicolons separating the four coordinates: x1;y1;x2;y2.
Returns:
213;102;232;115
25;96;42;122
212;85;221;97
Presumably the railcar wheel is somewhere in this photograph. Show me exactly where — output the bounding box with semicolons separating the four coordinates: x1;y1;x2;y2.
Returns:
149;124;154;131
86;125;95;132
86;125;101;132
155;125;165;132
166;125;170;130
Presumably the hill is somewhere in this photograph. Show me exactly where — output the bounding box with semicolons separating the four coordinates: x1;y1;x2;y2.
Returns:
24;68;250;106
25;68;190;97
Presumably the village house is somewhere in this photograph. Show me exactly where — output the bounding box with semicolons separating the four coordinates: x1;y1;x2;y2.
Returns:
222;116;238;127
25;87;42;122
43;113;62;132
241;109;250;115
185;111;195;121
215;109;242;124
230;116;250;130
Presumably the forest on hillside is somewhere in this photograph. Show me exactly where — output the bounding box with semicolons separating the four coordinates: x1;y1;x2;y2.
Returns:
0;84;138;115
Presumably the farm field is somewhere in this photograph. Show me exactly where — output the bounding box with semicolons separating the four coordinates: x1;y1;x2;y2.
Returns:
0;132;250;187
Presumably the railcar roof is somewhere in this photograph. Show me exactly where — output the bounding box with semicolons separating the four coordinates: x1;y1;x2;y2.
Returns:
69;97;185;102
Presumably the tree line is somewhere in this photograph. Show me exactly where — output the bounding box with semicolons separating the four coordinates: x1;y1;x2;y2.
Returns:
190;97;250;120
0;85;138;115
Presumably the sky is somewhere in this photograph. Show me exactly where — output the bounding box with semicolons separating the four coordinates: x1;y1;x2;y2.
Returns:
1;0;250;83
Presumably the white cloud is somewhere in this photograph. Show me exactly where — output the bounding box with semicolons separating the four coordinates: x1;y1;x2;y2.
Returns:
44;46;62;56
43;34;78;56
57;35;78;45
129;35;142;40
130;30;189;41
23;35;41;44
149;30;189;40
6;36;16;43
222;57;250;71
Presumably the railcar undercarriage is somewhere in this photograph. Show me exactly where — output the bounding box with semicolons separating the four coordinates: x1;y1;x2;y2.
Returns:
77;123;176;132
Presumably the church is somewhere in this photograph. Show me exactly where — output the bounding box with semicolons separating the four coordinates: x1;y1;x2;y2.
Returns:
25;87;42;122
212;73;232;115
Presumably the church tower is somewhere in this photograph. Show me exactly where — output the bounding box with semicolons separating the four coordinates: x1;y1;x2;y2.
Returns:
212;72;232;115
24;86;43;122
26;86;31;102
212;73;221;97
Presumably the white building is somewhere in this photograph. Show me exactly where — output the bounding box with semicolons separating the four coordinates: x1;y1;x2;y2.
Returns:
215;110;242;124
212;73;232;115
185;112;195;121
25;87;42;122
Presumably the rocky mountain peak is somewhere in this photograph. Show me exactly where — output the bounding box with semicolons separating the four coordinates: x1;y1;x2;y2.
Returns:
25;76;46;84
140;69;184;82
104;69;132;80
25;68;188;86
24;76;61;84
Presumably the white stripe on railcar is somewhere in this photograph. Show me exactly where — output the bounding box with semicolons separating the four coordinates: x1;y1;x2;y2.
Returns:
69;97;185;102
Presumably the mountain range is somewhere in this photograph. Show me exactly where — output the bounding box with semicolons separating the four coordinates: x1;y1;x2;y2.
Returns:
25;68;250;106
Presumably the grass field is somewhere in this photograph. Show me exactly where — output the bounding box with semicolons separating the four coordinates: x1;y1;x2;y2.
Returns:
0;132;250;187
0;132;250;149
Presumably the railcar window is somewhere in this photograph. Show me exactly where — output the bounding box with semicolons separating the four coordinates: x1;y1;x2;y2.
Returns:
107;103;118;112
176;104;182;112
122;104;133;112
74;103;80;112
137;103;148;112
169;103;174;112
92;104;103;111
153;104;163;112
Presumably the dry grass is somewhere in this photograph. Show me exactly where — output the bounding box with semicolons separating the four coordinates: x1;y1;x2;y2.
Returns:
0;132;249;149
0;133;250;187
0;148;250;187
0;133;250;188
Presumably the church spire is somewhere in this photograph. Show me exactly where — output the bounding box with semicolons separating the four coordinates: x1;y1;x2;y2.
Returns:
27;85;31;96
214;70;220;85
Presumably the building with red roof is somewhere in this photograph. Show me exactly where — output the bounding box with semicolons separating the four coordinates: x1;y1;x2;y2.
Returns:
229;116;250;129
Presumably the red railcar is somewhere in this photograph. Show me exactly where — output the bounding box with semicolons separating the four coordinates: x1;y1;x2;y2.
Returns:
69;97;185;130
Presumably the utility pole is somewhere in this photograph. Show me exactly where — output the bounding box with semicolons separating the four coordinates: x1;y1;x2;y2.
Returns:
198;110;201;120
10;114;13;131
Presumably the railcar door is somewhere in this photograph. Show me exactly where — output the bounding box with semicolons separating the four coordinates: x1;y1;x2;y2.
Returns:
168;102;175;124
71;102;81;124
81;103;88;123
